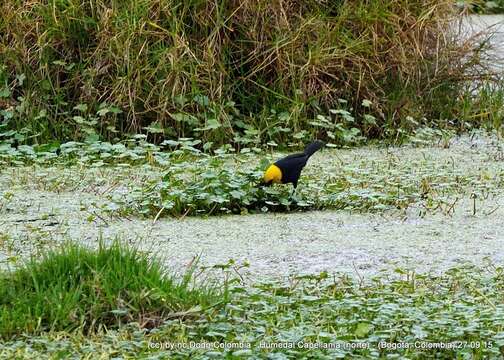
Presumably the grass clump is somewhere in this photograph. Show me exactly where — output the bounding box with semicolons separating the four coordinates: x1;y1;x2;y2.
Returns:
0;0;493;144
0;241;221;339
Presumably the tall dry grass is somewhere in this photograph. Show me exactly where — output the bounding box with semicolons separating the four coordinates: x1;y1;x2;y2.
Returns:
0;0;496;144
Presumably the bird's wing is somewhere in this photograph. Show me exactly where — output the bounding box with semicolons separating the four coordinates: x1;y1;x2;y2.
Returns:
275;154;308;184
275;153;307;168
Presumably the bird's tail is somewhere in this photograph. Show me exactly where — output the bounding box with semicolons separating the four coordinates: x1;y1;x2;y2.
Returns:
303;140;325;158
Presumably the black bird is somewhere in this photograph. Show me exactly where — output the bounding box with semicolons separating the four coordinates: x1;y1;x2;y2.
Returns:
263;140;325;189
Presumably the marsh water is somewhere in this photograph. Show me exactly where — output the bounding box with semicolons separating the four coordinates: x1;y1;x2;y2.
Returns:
2;133;504;281
461;15;504;70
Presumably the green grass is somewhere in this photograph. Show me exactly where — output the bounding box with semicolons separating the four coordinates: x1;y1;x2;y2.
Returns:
0;264;503;358
458;83;504;131
0;240;223;339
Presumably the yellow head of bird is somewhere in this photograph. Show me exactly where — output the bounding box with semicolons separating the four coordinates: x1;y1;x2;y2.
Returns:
263;164;282;184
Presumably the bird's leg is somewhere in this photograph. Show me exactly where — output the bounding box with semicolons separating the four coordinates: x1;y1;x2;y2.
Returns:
290;183;298;202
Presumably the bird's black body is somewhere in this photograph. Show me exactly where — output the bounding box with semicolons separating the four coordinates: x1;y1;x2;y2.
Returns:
264;140;325;189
